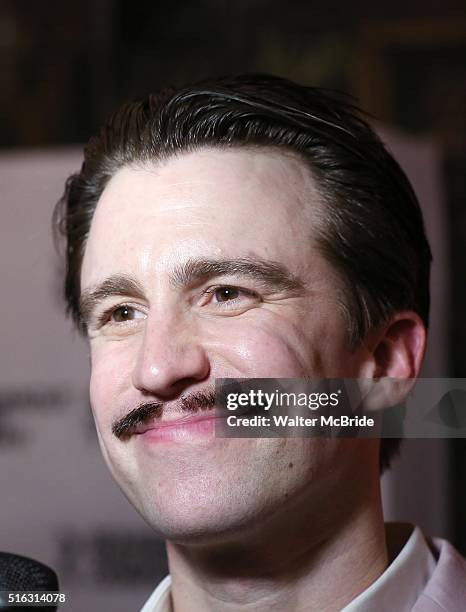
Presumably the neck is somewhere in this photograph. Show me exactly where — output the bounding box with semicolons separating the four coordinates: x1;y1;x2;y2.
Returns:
166;474;387;612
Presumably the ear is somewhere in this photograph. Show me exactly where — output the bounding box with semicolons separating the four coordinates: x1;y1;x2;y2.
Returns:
359;311;426;410
371;311;426;379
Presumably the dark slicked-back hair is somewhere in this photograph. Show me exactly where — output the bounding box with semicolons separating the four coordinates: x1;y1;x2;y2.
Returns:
54;73;432;472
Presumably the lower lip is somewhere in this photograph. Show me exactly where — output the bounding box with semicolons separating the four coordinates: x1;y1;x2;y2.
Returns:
136;415;224;443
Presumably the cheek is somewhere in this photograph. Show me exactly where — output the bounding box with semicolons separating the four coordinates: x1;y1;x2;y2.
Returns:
207;309;355;378
210;319;315;377
89;369;111;432
89;341;135;426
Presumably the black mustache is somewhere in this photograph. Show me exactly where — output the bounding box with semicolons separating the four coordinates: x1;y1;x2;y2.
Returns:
112;390;216;439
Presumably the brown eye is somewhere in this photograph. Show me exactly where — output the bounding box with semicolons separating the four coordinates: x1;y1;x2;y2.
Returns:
214;287;240;302
112;306;132;322
111;306;145;322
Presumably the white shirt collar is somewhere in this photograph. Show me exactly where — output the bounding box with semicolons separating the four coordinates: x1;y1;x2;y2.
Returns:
140;525;436;612
341;525;436;611
140;575;172;612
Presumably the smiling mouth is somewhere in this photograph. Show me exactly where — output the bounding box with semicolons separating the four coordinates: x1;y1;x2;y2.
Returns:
131;410;228;443
112;389;219;440
114;383;261;441
133;411;220;435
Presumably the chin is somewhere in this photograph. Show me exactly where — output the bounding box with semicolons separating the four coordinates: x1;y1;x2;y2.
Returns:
121;476;273;545
136;502;256;546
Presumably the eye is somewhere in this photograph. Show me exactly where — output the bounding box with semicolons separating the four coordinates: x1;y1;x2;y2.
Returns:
213;287;241;302
109;305;146;323
203;285;261;309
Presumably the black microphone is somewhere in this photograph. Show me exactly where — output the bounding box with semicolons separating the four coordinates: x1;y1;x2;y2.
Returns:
0;553;59;611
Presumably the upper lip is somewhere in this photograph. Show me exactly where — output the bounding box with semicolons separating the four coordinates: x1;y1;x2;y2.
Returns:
133;411;221;435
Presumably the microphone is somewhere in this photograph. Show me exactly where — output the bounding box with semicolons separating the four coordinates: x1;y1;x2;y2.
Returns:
0;553;59;611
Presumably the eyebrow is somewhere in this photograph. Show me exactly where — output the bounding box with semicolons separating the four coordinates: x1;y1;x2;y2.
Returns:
80;275;146;328
169;256;306;292
79;256;306;327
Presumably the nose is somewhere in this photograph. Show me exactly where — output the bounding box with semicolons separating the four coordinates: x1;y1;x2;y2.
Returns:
131;314;210;399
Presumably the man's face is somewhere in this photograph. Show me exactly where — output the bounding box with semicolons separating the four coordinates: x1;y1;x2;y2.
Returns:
81;148;377;542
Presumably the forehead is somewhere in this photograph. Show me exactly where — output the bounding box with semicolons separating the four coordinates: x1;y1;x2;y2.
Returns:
81;147;326;288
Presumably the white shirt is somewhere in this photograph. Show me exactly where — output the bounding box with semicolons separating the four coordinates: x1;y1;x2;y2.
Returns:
140;525;436;612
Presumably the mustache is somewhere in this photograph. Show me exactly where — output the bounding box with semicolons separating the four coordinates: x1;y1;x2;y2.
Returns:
112;389;216;440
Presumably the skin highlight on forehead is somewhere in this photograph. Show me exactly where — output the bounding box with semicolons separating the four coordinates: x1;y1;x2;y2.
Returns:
80;147;326;294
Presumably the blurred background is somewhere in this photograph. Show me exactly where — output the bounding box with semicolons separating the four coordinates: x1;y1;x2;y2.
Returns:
0;1;465;610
